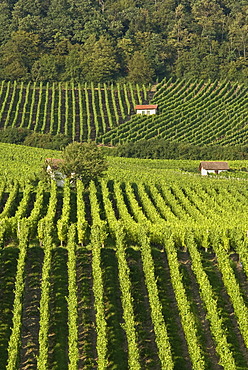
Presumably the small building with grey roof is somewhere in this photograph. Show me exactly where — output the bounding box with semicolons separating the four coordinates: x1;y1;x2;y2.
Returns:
199;161;229;176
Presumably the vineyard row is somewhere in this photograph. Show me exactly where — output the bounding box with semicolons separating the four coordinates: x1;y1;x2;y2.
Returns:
0;81;148;142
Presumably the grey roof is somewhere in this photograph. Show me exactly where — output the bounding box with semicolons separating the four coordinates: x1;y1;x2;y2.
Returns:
199;161;229;170
45;158;64;169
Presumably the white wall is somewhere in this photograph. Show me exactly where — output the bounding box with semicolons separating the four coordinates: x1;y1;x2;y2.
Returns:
47;165;66;186
201;168;227;176
136;109;157;115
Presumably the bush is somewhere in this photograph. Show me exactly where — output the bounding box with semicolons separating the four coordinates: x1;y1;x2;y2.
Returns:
23;132;71;150
0;127;31;144
116;139;248;160
0;127;71;150
60;141;108;186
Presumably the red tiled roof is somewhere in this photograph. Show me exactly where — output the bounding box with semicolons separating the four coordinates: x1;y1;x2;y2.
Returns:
135;105;158;110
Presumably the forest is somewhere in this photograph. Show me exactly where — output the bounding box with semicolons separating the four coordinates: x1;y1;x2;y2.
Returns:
0;0;248;84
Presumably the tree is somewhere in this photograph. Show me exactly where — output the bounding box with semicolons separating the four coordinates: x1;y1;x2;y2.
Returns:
0;1;12;45
31;54;64;81
63;43;84;81
127;50;154;84
24;132;71;149
59;142;108;186
0;127;30;144
81;35;120;82
167;3;194;60
228;7;248;60
11;0;45;33
192;0;226;43
133;31;169;80
0;30;40;79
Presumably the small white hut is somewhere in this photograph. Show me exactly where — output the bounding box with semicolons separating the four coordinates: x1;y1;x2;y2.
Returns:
45;158;66;187
199;161;229;176
135;104;158;115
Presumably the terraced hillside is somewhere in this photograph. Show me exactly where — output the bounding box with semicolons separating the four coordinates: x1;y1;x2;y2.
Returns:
2;79;248;147
1;143;248;369
0;81;148;142
101;79;248;146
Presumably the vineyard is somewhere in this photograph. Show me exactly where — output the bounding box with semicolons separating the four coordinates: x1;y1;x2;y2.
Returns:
0;81;148;142
1;79;248;147
1;144;248;369
101;78;248;146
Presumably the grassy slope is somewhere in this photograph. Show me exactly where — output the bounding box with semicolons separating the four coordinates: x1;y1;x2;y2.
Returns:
2;142;248;184
0;142;61;184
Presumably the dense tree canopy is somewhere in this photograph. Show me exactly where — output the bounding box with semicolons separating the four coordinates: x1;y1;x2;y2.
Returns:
60;141;108;185
0;0;248;83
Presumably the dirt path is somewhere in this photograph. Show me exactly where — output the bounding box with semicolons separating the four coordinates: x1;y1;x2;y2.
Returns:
150;84;158;92
178;250;222;370
202;252;248;369
126;247;161;369
76;248;97;370
19;247;43;370
153;246;192;370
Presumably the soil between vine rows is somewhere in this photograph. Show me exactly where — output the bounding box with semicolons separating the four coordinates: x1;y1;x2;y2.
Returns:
1;243;248;369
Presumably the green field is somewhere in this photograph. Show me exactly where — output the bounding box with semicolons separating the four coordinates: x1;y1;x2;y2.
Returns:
0;81;148;142
0;143;248;369
1;79;248;147
102;79;248;146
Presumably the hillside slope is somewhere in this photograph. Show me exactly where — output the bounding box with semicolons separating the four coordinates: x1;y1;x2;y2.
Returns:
101;79;248;146
1;79;248;147
1;149;248;369
0;81;148;142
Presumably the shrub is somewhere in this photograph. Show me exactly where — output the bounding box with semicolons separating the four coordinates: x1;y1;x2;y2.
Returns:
24;132;71;150
116;139;248;160
0;127;31;144
60;141;108;186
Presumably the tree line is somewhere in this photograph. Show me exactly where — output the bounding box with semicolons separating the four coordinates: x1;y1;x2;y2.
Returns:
116;138;248;161
3;128;248;162
0;0;248;84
